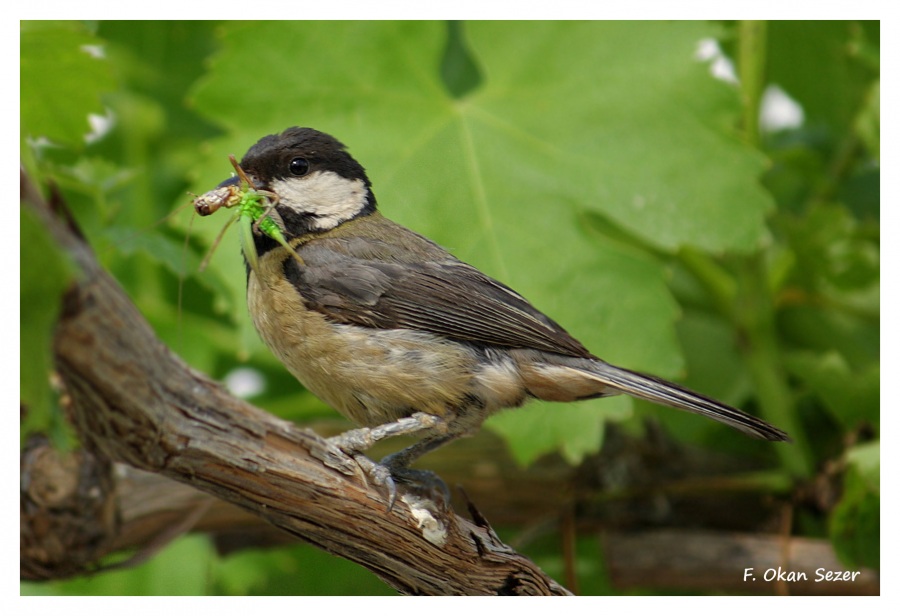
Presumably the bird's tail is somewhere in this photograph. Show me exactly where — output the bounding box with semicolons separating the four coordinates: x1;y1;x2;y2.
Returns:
588;361;790;441
522;358;790;442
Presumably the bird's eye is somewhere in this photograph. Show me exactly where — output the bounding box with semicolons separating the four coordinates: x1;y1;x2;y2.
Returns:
289;157;310;176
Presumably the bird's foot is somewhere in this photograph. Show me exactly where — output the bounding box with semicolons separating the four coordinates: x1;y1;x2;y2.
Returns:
347;454;399;509
346;452;451;514
325;416;454;513
381;456;452;514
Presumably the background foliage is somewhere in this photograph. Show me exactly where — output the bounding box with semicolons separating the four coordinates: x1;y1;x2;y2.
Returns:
21;20;879;594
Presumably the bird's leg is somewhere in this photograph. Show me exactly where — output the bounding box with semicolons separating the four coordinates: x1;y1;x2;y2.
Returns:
380;434;456;472
327;414;456;512
327;412;445;453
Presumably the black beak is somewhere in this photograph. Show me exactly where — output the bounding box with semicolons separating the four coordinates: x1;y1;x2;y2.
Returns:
216;175;240;189
218;171;266;192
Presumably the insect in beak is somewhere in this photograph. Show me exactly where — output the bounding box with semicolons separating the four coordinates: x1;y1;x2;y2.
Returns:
192;156;304;274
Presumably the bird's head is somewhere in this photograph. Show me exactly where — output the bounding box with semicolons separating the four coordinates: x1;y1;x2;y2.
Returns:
238;127;377;239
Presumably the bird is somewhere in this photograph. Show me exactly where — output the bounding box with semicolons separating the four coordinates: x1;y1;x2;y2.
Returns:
206;127;789;501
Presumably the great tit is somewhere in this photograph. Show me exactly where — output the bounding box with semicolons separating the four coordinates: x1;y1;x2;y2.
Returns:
209;127;788;494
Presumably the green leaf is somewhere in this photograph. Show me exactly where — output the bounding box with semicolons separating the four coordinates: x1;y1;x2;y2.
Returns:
829;441;880;569
20;204;75;440
211;543;392;595
767;21;878;134
639;309;761;445
846;440;879;492
465;21;773;253
187;21;775;463
488;397;631;466
774;203;880;428
784;350;879;430
21;21;116;150
677;311;749;404
25;535;216;595
789;203;879;294
855;80;880;160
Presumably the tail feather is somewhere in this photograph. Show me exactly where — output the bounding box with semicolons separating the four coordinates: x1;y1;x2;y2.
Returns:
583;361;790;442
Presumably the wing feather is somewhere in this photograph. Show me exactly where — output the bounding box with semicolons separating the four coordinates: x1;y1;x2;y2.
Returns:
285;242;592;358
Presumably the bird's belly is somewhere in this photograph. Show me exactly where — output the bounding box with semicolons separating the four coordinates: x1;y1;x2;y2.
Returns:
248;270;514;427
305;325;481;426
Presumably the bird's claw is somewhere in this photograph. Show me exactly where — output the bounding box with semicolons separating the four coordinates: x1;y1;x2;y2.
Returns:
379;457;451;514
345;454;397;510
349;453;450;514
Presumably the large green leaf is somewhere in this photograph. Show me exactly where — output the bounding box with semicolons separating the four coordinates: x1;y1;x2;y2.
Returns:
188;21;773;463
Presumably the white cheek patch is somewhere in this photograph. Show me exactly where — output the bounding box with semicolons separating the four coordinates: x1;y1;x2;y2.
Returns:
271;171;369;230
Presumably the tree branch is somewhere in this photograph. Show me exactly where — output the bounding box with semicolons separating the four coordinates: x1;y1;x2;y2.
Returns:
22;170;570;596
22;442;879;595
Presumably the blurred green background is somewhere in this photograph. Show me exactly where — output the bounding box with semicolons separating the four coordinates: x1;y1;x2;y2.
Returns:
21;20;878;595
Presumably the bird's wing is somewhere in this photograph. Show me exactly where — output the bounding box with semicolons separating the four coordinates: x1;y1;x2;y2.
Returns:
286;241;593;358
